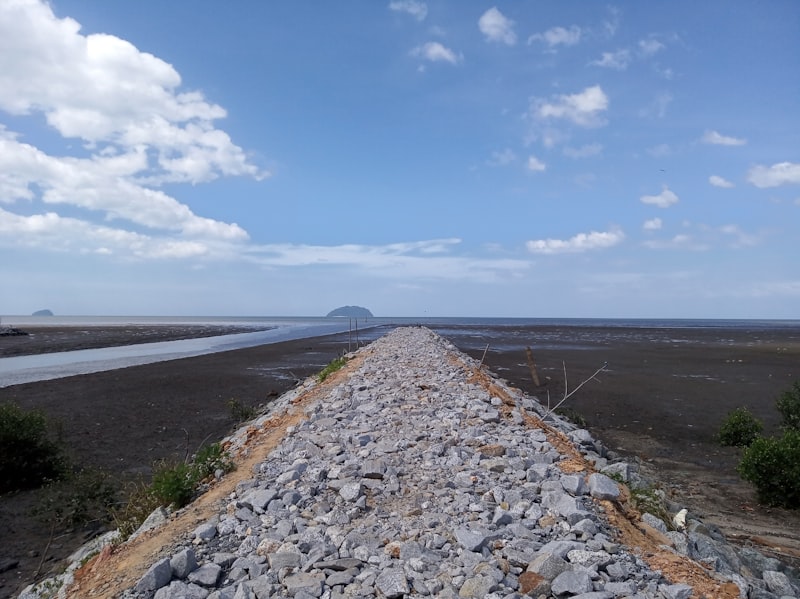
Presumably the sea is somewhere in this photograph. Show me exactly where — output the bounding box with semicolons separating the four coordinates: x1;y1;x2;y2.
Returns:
2;315;799;388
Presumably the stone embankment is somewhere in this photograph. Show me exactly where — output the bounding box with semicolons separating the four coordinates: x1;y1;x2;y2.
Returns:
23;327;800;598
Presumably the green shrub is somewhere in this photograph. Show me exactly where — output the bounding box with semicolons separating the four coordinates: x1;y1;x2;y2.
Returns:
227;398;257;423
191;442;235;482
0;402;68;492
776;381;800;431
555;407;587;428
33;468;116;527
150;461;195;508
318;356;348;382
738;429;800;509
717;407;763;447
112;480;162;540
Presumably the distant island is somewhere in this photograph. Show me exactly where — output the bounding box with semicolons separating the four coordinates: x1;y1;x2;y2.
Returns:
32;309;54;316
326;306;373;318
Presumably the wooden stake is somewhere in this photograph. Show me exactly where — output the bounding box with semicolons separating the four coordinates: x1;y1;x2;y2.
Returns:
525;346;541;386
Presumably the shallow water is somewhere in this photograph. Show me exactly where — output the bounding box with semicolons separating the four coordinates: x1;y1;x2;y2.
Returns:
0;322;365;387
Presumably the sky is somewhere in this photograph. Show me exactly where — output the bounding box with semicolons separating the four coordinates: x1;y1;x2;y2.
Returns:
1;1;799;318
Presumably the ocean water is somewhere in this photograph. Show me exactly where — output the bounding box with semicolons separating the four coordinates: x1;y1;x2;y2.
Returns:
2;315;799;387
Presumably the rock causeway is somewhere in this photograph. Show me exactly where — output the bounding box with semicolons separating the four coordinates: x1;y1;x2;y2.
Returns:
24;327;800;599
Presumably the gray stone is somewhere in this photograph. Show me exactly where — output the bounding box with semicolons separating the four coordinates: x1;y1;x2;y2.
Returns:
135;558;173;594
641;512;667;534
763;570;795;597
240;488;278;512
339;481;362;502
551;569;593;596
283;572;324;596
362;459;386;479
600;462;631;482
660;582;694;599
375;567;410;598
154;581;210;599
454;527;490;553
561;474;587;496
527;553;569;581
171;548;198;579
268;551;302;570
194;520;218;542
458;575;496;598
588;473;620;500
188;563;222;587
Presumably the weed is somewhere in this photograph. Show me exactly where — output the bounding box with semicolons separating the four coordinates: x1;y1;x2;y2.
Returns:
318;356;348;382
111;480;162;540
555;407;587;428
227;398;257;423
191;442;235;482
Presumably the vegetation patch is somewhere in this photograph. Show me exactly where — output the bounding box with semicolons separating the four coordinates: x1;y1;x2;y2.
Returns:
716;407;763;447
738;429;800;509
113;442;235;539
777;381;800;431
227;397;257;423
0;402;68;493
317;356;348;382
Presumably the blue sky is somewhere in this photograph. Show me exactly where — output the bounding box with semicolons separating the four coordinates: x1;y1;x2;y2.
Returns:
1;1;798;318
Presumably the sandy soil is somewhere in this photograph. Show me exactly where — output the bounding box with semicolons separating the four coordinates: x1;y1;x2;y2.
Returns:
1;322;799;597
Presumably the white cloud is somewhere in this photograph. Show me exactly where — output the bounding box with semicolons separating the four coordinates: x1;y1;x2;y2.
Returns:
701;130;746;146
526;229;624;254
0;126;248;240
388;0;427;21
563;143;602;158
478;7;516;45
720;224;758;247
528;25;582;49
533;85;609;127
640;186;679;208
638;38;665;56
643;218;663;231
709;175;735;188
589;49;631;70
249;238;531;283
0;1;265;185
487;148;517;166
747;162;800;188
643;234;708;251
526;156;546;172
411;42;461;64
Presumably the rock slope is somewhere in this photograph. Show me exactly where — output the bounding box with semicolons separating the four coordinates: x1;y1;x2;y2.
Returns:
26;327;800;598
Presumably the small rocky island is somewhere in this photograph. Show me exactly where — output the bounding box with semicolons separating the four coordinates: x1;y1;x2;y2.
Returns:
326;305;373;318
32;309;54;316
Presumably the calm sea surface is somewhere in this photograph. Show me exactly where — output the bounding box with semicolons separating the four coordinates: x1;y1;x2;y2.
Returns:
2;316;799;387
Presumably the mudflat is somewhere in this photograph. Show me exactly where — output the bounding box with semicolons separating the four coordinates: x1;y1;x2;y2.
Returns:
1;322;799;597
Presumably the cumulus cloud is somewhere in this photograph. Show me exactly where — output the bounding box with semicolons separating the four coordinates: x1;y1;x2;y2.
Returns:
701;130;746;146
589;49;631;70
478;7;516;45
526;229;624;254
709;175;735;188
411;42;461;64
563;143;602;158
640;187;679;208
532;85;609;127
526;156;546;172
643;218;663;231
0;1;265;184
747;162;800;188
388;0;427;20
0;0;266;264
528;25;582;49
